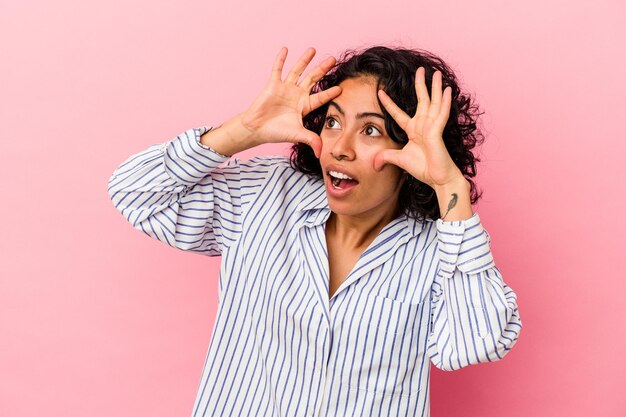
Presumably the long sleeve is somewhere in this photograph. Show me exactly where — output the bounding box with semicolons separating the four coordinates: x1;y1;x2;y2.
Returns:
107;126;274;256
427;212;522;371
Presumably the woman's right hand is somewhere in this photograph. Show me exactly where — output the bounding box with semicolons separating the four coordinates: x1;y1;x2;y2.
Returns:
201;47;341;157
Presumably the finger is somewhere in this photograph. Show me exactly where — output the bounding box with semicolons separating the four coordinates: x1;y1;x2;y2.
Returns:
378;89;411;130
308;86;342;113
285;47;316;84
271;47;288;82
414;67;430;117
436;86;452;128
373;148;405;171
299;56;336;91
429;71;443;117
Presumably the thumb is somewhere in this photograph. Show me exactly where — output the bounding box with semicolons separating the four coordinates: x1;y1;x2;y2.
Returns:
374;149;404;171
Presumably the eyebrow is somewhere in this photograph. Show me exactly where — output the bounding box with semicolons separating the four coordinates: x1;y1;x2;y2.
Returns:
328;102;385;121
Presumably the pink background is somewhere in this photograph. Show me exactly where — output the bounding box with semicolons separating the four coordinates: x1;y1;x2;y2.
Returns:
2;0;625;416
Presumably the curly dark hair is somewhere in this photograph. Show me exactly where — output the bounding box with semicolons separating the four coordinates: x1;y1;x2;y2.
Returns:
290;45;484;222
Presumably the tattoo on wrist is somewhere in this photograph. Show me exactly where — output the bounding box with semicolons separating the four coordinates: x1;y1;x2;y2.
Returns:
441;193;458;220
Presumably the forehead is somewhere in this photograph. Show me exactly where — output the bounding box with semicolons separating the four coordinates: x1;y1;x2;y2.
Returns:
333;76;381;113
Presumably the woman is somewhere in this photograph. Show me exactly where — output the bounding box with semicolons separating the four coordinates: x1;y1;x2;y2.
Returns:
108;46;522;416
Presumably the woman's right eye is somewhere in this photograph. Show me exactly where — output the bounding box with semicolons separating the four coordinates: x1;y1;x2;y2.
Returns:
324;117;341;129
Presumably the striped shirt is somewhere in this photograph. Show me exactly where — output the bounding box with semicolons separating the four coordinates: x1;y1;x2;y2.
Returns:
108;126;522;417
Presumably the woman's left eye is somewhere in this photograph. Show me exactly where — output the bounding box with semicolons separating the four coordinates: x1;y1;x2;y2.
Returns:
363;125;382;136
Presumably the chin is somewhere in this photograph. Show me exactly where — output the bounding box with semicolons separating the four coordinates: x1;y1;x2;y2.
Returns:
326;200;354;216
324;193;358;213
326;195;379;218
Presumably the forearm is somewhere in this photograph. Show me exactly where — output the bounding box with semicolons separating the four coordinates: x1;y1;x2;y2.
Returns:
108;126;234;255
433;177;473;221
428;213;523;370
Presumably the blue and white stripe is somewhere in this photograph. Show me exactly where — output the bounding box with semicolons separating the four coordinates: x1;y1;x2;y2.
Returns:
108;126;522;417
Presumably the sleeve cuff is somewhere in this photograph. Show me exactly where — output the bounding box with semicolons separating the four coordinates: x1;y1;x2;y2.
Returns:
436;212;495;276
162;126;230;185
191;126;231;158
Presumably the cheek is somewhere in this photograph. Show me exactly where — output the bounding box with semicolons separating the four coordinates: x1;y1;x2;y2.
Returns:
368;166;404;194
372;164;404;180
386;172;405;193
320;132;338;152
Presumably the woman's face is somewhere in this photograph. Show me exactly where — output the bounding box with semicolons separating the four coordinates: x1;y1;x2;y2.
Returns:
319;75;405;220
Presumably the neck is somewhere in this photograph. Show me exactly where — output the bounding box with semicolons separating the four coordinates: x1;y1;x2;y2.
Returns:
326;206;401;250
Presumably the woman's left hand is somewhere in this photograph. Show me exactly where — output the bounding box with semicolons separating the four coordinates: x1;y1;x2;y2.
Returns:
373;68;464;190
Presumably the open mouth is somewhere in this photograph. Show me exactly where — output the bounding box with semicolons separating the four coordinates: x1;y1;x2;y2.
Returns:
328;170;359;190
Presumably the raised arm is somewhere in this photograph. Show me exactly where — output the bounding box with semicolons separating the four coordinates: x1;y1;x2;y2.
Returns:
374;66;522;370
108;47;342;255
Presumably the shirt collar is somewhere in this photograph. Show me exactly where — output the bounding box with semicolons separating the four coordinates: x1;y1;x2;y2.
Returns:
296;177;329;213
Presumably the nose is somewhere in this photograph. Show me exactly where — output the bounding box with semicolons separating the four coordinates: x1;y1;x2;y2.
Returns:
329;130;356;161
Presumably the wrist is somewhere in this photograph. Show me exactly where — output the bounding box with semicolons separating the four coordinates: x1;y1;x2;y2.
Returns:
200;114;258;156
434;177;473;221
433;176;470;196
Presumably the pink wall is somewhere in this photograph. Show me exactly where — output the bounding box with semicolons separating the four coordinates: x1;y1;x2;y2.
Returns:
2;0;625;416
